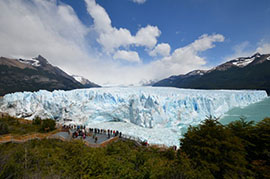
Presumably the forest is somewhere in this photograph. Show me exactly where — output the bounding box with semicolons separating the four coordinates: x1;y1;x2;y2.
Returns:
0;116;269;178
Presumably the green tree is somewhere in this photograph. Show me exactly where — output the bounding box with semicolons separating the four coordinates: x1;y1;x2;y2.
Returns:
180;117;249;178
40;119;56;132
0;121;9;135
251;118;270;178
32;116;42;125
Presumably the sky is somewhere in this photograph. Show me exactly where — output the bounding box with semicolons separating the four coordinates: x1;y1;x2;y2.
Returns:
0;0;269;86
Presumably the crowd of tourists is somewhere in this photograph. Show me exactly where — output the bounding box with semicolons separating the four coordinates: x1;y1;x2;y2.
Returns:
62;124;122;143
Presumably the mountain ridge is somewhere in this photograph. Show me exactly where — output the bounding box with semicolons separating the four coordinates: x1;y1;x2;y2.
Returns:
0;55;100;96
153;53;270;95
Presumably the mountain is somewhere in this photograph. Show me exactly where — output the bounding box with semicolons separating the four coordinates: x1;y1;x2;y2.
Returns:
72;75;100;88
153;53;270;95
0;55;100;96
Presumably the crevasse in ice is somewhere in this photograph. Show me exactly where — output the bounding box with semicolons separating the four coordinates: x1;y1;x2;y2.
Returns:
0;87;267;146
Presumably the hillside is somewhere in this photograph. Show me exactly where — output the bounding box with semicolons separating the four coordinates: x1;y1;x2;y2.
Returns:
0;55;100;96
153;53;270;95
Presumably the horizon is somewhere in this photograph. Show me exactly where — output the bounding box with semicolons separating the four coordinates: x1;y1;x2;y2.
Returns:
0;0;269;86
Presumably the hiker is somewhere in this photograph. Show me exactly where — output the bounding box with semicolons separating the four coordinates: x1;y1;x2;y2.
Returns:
119;132;122;138
72;132;76;138
108;133;110;139
95;136;98;143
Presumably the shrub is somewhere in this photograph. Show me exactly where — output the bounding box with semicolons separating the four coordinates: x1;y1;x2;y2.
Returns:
40;119;56;132
32;116;42;125
0;121;9;135
180;117;249;178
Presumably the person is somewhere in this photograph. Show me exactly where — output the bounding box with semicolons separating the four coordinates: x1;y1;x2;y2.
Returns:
119;132;122;138
108;133;110;139
95;136;98;143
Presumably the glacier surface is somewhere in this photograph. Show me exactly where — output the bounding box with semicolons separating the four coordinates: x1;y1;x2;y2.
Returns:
0;87;267;147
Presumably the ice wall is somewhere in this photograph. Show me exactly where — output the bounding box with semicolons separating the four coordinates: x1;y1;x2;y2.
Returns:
0;87;267;146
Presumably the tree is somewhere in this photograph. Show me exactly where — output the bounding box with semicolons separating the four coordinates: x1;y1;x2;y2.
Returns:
251;118;270;178
180;117;250;178
0;121;9;135
32;116;42;125
40;119;56;132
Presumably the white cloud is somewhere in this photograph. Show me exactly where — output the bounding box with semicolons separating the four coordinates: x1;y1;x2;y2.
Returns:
147;34;225;79
113;50;141;63
0;0;90;64
256;42;270;54
85;0;160;53
224;41;252;61
189;34;224;52
0;0;225;86
131;0;147;4
149;43;171;57
224;40;270;62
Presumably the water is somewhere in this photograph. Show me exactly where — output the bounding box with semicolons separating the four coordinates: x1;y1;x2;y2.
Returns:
220;97;270;125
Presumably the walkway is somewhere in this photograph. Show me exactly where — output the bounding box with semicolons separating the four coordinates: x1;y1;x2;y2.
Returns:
0;130;119;148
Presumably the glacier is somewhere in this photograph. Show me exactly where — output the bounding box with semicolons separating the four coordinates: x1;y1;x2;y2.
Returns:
0;87;267;147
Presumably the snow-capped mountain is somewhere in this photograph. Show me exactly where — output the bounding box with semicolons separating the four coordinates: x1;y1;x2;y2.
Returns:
0;55;100;96
153;53;270;95
17;57;42;67
72;75;100;88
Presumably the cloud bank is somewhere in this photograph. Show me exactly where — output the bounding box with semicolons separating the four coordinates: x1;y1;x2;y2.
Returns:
0;0;267;86
131;0;147;4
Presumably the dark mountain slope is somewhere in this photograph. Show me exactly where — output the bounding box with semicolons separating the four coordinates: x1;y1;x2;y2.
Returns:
153;53;270;95
0;55;100;96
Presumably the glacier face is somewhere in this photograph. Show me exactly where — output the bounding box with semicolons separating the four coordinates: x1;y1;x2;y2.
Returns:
0;87;267;146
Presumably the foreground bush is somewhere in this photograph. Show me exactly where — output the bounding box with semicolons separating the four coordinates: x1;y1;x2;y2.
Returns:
0;115;55;135
0;116;269;178
0;121;9;135
39;118;56;132
0;139;208;179
181;117;270;178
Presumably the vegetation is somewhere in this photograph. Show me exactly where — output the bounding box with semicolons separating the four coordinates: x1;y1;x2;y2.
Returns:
0;115;56;135
181;117;270;179
153;54;270;95
39;118;56;132
0;116;269;178
0;121;9;135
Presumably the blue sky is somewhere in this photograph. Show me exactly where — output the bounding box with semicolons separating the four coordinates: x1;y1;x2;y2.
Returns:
0;0;269;85
62;0;270;65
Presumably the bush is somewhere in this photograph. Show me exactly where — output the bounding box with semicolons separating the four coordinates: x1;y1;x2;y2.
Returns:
40;119;56;132
32;116;42;125
0;121;9;135
180;117;249;178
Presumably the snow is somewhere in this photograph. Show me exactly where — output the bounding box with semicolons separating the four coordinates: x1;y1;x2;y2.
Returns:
232;57;255;67
17;58;40;67
0;87;267;147
72;75;84;83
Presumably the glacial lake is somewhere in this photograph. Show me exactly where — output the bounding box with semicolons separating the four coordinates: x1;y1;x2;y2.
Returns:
220;97;270;125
